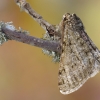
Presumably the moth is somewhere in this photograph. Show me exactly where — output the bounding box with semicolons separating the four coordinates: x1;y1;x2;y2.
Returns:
43;13;100;94
57;13;100;94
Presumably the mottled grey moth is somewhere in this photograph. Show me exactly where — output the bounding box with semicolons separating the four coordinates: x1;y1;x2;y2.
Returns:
43;13;100;94
58;13;100;94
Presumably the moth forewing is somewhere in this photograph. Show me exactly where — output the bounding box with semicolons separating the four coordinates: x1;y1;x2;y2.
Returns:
58;13;100;94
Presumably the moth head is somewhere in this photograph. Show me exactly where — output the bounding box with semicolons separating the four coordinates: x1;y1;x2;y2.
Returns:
62;13;84;31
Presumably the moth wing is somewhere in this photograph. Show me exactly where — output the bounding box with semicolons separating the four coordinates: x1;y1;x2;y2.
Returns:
58;29;99;94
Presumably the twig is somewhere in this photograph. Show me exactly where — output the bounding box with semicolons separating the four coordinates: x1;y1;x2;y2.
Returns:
14;0;61;37
0;22;61;54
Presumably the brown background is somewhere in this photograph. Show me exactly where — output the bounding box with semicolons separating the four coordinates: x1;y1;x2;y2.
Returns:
0;0;100;100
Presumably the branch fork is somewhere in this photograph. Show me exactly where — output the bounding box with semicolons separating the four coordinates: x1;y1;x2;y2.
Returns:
0;0;62;58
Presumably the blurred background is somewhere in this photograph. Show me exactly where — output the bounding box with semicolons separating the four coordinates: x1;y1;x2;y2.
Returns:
0;0;100;100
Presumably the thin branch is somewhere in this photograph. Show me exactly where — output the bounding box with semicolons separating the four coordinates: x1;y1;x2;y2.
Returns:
1;22;61;54
14;0;61;37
